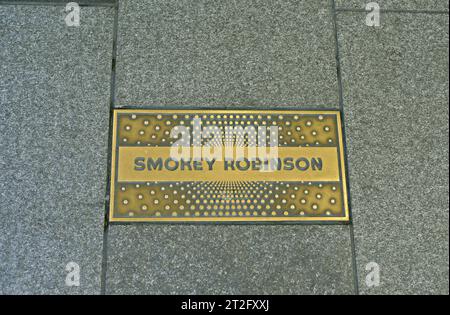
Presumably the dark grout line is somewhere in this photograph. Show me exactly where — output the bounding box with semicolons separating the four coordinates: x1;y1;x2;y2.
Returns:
348;220;360;293
331;0;360;296
336;7;449;14
109;221;352;227
0;1;115;7
100;0;119;296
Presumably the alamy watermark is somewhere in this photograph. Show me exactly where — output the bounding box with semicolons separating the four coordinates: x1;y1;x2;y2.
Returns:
65;261;80;287
366;2;381;27
168;118;280;167
365;262;381;288
65;2;80;27
132;117;326;173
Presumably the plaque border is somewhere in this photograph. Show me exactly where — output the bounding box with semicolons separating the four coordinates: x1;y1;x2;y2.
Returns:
109;109;350;223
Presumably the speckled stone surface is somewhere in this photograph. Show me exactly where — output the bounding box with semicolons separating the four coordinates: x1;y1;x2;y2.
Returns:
106;0;359;295
2;0;449;296
0;0;114;4
106;225;355;294
335;0;449;11
337;12;449;294
0;6;113;294
115;0;339;108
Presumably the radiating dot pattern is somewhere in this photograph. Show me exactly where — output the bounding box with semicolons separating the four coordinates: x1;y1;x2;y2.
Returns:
116;181;343;218
111;111;348;221
117;113;338;147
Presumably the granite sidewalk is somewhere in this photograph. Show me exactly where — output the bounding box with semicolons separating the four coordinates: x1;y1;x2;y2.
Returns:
0;0;448;295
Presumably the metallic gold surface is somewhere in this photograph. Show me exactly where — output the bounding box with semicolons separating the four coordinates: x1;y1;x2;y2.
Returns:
117;146;340;182
109;110;349;222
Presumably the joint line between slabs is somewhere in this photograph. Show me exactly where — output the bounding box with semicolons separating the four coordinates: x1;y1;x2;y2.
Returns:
100;0;119;296
331;0;360;295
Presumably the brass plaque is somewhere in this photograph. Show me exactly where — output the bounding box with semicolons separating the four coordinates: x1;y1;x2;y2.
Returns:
109;110;349;222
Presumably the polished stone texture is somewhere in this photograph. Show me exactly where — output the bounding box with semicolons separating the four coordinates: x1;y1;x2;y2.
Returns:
115;0;339;108
337;12;449;294
1;0;448;295
0;5;113;294
0;0;115;5
106;225;355;294
104;0;358;295
336;0;449;11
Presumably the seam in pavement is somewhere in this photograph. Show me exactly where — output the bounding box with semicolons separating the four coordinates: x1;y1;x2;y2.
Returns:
336;8;449;14
331;0;360;295
0;1;115;6
100;0;119;296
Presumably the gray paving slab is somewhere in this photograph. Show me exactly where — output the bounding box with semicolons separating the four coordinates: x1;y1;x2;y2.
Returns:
0;5;114;294
335;0;449;11
107;0;355;295
106;225;355;294
0;0;114;5
115;0;339;108
337;12;449;294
